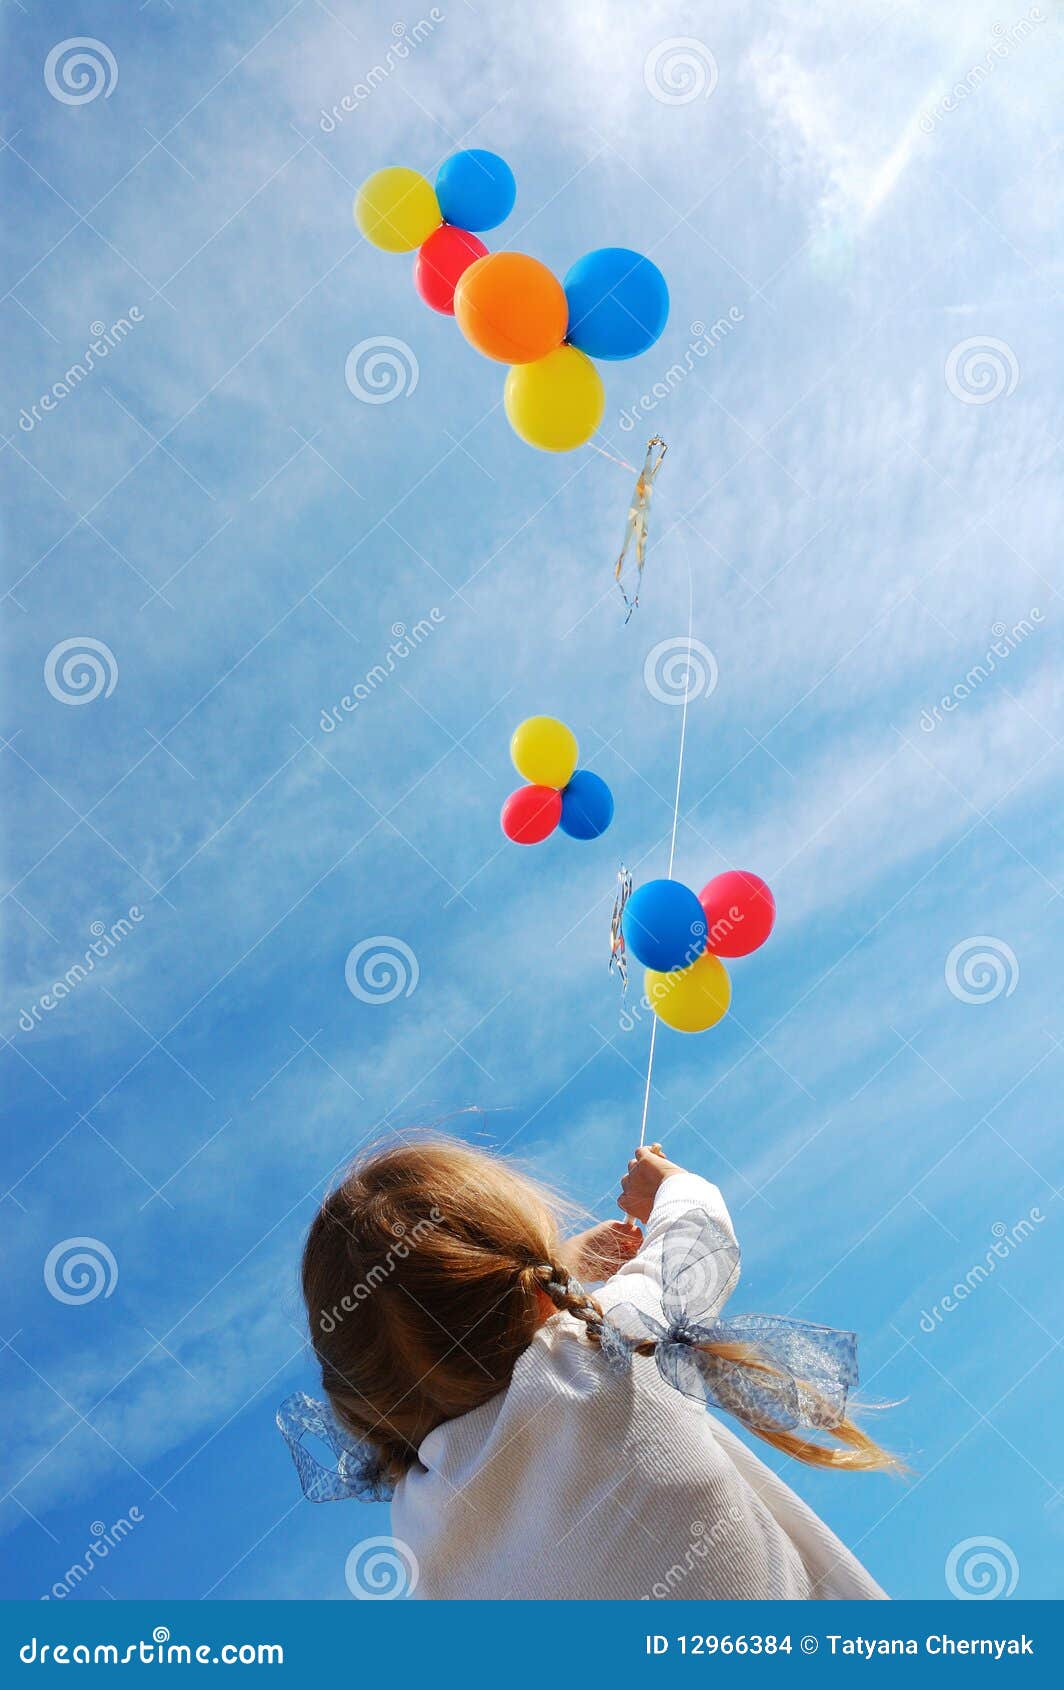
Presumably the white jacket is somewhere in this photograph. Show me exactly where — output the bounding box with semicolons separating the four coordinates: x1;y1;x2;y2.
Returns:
391;1173;888;1600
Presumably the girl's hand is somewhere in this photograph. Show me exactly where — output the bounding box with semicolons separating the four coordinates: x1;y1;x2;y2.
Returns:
618;1143;685;1223
560;1219;642;1280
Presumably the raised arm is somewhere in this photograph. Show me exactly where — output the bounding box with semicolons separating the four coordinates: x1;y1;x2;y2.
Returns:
599;1144;737;1312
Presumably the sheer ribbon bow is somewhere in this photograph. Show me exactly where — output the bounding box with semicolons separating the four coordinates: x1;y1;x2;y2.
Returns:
599;1210;859;1435
277;1210;861;1501
275;1390;394;1504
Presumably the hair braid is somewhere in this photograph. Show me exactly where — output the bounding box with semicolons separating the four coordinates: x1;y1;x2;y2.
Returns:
303;1136;902;1480
527;1269;903;1474
529;1262;607;1342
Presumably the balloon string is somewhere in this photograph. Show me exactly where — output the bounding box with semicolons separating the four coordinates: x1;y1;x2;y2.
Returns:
587;440;639;476
638;566;694;1148
638;1016;658;1148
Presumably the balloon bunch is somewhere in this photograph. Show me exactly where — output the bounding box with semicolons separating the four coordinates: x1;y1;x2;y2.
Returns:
621;871;776;1033
355;149;669;453
501;716;614;845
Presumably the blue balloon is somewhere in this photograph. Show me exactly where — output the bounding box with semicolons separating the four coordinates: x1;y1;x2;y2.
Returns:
622;879;706;973
435;150;516;233
563;248;669;361
559;770;614;840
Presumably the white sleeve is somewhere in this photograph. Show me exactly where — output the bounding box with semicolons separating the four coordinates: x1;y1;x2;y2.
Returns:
597;1171;737;1315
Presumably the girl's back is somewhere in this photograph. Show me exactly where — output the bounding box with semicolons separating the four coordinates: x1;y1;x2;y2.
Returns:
282;1139;895;1600
393;1171;886;1600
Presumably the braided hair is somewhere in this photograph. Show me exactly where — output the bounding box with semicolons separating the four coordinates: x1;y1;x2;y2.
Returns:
526;1261;607;1341
303;1136;900;1484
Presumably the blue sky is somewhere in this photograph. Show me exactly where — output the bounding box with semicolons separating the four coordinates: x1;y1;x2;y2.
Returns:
1;0;1061;1604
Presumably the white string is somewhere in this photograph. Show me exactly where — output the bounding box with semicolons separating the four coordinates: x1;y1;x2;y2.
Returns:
638;568;694;1148
637;1015;659;1148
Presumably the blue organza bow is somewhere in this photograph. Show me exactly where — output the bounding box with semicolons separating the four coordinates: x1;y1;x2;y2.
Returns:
276;1390;394;1503
277;1211;860;1500
599;1210;859;1434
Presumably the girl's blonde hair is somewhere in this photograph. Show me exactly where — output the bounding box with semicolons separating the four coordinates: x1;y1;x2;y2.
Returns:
302;1137;900;1487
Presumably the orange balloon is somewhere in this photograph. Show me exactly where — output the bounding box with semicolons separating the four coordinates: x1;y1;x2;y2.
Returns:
454;252;568;364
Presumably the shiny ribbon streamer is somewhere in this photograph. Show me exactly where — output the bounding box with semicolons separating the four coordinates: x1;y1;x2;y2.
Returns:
600;1209;859;1434
276;1390;394;1504
615;436;668;621
609;863;633;992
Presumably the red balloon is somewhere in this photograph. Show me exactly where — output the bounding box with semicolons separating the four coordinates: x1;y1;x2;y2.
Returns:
699;870;776;957
415;225;489;315
501;784;562;845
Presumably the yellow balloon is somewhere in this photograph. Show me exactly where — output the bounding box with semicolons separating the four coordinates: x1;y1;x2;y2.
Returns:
504;345;605;452
510;716;578;789
355;167;441;253
646;952;731;1034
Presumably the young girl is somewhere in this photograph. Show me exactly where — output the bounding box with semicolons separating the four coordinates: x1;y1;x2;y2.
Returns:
284;1137;896;1600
